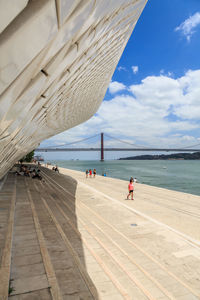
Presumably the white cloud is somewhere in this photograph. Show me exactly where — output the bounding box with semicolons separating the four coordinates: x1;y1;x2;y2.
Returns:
168;71;173;77
43;70;200;150
129;75;183;112
160;69;173;77
175;12;200;41
118;66;127;72
132;65;139;74
174;70;200;119
108;81;126;94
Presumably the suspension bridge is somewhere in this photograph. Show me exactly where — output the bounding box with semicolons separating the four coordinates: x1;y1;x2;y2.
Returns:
35;133;200;161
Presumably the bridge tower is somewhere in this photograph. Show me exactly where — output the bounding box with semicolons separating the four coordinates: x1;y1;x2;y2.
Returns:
101;132;104;161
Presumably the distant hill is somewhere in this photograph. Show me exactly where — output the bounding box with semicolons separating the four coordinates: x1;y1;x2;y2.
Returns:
119;152;200;160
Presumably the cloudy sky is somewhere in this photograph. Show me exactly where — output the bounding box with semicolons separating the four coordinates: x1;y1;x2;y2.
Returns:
41;0;200;160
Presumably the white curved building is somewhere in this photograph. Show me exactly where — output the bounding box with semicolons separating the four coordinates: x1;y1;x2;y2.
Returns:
0;0;147;178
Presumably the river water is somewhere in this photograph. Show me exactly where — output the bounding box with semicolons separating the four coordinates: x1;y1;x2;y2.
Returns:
46;159;200;196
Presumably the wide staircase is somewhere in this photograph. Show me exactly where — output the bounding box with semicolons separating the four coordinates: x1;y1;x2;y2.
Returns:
0;169;98;300
0;167;200;300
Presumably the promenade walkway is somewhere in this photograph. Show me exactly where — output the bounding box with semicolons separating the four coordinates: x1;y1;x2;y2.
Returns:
0;166;200;299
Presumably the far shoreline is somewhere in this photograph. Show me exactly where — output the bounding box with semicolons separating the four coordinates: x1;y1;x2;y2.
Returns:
118;151;200;160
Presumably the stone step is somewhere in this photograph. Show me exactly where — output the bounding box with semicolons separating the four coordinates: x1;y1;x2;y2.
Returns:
0;174;16;299
27;177;97;299
8;176;51;298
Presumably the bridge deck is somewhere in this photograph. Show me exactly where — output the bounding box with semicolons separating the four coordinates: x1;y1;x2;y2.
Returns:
35;148;200;152
0;166;200;299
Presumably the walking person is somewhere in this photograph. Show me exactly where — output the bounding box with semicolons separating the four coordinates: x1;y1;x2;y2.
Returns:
93;169;96;178
89;169;92;178
127;178;134;200
86;169;89;178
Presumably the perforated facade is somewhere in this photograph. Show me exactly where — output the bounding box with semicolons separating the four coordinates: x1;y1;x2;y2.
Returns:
0;0;147;178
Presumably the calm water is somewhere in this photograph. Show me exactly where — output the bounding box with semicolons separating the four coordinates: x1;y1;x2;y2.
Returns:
46;160;200;196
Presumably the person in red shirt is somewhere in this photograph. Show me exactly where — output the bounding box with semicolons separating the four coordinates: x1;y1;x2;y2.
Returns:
89;169;92;178
127;178;134;200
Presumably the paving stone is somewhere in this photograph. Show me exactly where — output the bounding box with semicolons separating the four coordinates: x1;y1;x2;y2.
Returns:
59;279;79;295
95;281;119;297
101;295;124;300
11;262;45;279
11;253;43;267
9;287;52;299
175;294;199;300
11;274;49;295
13;238;38;248
163;282;192;297
88;271;110;284
12;245;40;257
85;262;103;273
53;258;74;270
15;225;35;232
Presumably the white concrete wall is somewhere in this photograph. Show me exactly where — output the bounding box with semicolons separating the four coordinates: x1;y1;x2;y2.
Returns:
0;0;147;178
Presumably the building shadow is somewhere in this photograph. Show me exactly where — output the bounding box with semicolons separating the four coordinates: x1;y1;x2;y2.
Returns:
36;166;100;299
6;164;99;298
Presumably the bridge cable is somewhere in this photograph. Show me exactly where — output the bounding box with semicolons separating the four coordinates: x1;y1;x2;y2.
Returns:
42;133;100;149
179;142;200;149
104;133;149;149
105;134;200;150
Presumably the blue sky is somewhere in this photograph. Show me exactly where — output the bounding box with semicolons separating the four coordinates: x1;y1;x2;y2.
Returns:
41;0;200;160
111;0;200;86
112;0;200;84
